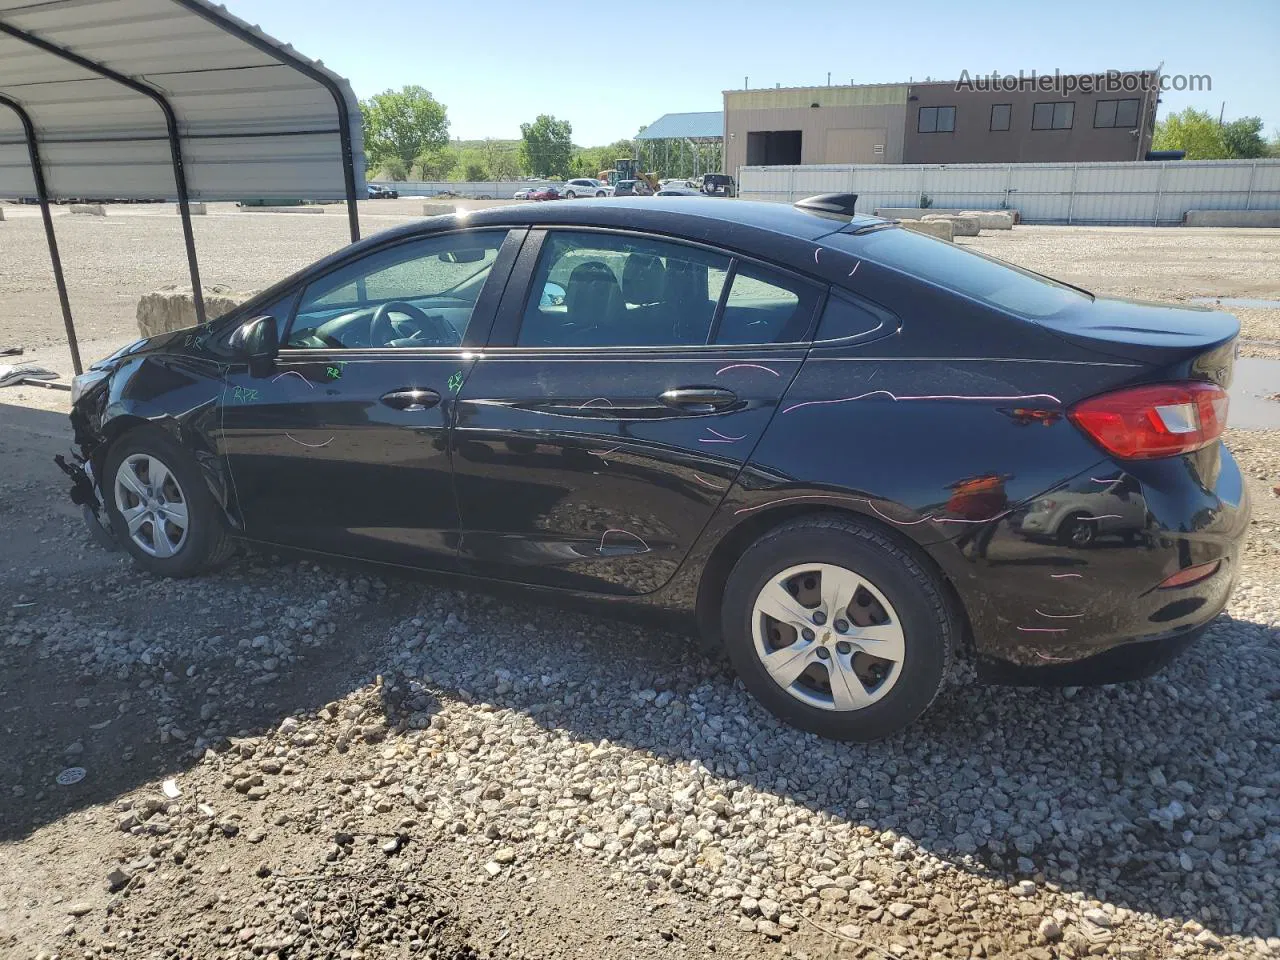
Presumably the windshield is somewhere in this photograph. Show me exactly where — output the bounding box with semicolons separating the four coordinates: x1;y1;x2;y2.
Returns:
830;226;1090;320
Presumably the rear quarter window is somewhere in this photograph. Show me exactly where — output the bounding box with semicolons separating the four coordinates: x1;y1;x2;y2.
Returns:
831;227;1090;320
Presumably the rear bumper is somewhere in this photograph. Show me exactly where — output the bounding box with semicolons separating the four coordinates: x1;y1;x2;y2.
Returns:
932;441;1250;683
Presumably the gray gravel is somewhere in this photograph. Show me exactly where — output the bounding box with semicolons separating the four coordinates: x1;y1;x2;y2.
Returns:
5;534;1278;957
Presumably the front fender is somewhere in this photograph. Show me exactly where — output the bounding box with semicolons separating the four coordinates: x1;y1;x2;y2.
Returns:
74;352;236;525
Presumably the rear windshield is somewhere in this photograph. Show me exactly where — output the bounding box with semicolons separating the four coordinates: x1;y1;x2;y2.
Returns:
831;226;1091;319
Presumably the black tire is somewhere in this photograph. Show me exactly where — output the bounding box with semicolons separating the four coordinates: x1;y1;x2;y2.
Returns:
595;190;606;197
565;190;576;199
102;426;235;578
720;516;956;742
1057;514;1096;547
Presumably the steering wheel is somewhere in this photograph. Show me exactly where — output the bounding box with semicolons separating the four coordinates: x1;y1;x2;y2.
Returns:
369;301;453;347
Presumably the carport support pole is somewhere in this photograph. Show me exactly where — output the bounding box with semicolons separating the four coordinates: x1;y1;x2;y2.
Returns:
0;95;81;375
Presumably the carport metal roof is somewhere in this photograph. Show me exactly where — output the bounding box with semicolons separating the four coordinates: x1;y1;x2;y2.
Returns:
0;0;366;373
636;111;723;142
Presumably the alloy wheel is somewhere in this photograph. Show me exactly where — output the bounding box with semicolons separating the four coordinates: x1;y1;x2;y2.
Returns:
751;562;905;711
113;453;189;558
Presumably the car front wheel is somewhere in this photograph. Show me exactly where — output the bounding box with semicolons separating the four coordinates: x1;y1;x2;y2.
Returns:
104;427;235;578
720;516;956;741
564;190;576;199
595;190;606;197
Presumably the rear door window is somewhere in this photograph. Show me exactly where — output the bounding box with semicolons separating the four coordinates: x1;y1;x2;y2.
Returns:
713;263;821;344
518;231;730;347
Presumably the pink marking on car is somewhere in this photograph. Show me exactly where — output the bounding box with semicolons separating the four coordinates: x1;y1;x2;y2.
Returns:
1034;608;1085;618
598;529;650;552
1036;651;1074;662
706;427;746;441
733;494;1008;526
781;390;1062;415
848;260;861;277
579;397;613;409
715;363;779;377
1018;626;1069;633
285;433;333;449
692;474;723;490
1049;573;1084;579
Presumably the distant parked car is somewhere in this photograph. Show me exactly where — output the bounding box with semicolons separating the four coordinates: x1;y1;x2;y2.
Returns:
562;178;609;198
367;184;399;199
513;187;536;200
528;185;561;201
701;174;736;197
656;187;701;197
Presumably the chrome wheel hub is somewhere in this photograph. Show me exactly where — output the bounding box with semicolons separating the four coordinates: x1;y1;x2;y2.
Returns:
113;454;189;558
751;562;905;711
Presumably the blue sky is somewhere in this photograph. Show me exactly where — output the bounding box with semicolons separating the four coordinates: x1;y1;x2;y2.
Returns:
232;0;1279;146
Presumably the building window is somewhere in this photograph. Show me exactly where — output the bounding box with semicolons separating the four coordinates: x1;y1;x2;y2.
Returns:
1094;98;1141;128
990;103;1012;131
918;106;956;133
1032;101;1074;130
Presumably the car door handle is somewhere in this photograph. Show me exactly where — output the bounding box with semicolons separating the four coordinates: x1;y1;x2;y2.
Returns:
659;387;738;413
381;388;441;412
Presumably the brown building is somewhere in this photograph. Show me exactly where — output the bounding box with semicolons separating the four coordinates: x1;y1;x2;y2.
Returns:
723;70;1160;173
902;72;1159;164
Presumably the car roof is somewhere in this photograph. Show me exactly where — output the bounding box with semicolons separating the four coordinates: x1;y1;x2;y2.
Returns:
296;199;890;291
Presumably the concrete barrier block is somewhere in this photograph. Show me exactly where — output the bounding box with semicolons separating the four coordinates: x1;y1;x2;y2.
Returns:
1184;209;1280;228
421;203;456;217
875;206;1020;223
238;205;323;214
959;210;1015;230
177;202;208;215
899;218;953;242
136;284;254;339
70;203;105;216
932;215;981;236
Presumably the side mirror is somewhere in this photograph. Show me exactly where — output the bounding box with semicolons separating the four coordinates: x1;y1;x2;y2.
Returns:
229;315;279;378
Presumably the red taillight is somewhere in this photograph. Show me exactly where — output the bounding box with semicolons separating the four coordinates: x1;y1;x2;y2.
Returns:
1158;560;1221;589
1068;382;1228;460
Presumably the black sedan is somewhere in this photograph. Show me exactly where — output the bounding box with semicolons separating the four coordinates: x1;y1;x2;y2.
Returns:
64;195;1249;741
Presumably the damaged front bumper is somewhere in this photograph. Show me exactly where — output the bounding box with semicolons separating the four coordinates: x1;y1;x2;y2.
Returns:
55;452;118;551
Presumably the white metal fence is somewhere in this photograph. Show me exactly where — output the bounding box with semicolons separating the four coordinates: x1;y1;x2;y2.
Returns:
738;160;1280;225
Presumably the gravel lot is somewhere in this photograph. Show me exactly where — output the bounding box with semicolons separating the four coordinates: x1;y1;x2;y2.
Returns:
1;205;1279;960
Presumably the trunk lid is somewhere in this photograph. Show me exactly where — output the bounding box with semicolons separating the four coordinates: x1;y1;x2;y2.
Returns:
1034;297;1239;386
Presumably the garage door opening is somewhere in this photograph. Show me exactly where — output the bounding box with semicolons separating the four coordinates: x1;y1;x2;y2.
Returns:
747;130;802;165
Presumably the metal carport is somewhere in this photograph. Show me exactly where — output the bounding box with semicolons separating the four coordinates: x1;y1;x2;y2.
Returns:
0;0;365;373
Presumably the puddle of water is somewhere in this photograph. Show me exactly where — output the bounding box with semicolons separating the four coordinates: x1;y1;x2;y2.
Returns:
1230;357;1280;429
1190;297;1280;310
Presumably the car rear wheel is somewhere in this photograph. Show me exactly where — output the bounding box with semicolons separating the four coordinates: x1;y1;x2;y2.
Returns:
104;427;235;578
720;516;956;741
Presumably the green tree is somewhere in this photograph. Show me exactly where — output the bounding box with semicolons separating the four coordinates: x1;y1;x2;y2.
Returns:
416;145;458;180
484;140;522;180
379;157;409;182
455;148;489;181
519;115;574;177
1220;116;1268;159
1153;108;1226;159
361;85;450;170
1270;132;1280;158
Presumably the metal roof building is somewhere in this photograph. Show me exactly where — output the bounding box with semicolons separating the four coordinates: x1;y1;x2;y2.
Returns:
0;0;365;372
